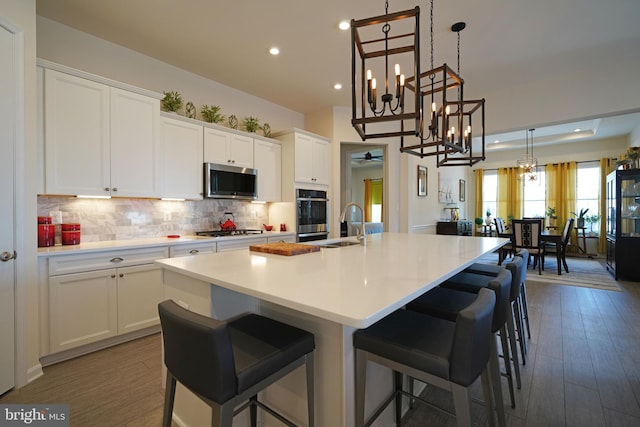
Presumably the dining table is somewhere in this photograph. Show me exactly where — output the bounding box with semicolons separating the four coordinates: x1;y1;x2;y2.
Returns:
498;230;564;275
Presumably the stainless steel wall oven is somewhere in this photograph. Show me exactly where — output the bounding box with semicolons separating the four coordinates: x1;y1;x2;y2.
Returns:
296;189;329;242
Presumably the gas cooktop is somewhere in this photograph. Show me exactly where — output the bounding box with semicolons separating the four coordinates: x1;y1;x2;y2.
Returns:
195;229;264;238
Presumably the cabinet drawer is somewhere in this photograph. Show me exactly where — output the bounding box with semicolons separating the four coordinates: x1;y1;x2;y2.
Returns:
217;236;267;252
169;242;217;257
48;247;169;276
267;235;296;243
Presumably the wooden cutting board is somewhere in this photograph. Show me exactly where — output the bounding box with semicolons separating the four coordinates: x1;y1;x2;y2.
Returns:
249;242;320;256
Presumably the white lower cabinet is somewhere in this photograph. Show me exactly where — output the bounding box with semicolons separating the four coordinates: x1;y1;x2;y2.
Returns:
217;236;267;252
47;247;168;354
169;241;217;258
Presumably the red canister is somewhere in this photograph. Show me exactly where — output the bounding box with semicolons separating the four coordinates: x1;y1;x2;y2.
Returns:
38;217;55;247
61;223;81;245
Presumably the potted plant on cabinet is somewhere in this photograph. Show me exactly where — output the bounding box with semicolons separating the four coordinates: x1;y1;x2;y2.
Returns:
200;105;225;124
474;217;484;235
242;116;260;133
161;90;183;113
546;207;557;227
485;209;492;226
571;208;589;229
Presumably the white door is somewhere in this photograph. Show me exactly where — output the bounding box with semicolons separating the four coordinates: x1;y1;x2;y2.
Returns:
0;22;16;395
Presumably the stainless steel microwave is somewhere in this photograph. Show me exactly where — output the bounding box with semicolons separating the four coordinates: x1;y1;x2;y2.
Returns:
204;163;257;200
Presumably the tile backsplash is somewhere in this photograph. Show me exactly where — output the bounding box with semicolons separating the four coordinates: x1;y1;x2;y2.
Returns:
37;196;269;243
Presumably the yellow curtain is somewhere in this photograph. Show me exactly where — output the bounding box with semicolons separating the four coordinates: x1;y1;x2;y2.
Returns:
497;167;523;220
599;158;616;252
364;179;372;222
545;162;577;225
474;169;484;221
372;179;383;222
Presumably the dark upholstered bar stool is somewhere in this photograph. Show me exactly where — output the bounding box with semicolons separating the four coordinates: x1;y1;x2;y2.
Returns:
158;300;315;427
408;269;512;420
466;250;531;362
354;289;496;427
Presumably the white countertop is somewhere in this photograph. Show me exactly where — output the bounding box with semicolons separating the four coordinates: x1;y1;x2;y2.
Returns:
37;231;296;257
155;232;508;328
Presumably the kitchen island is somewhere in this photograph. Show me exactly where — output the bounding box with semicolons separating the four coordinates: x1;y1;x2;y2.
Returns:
155;232;508;426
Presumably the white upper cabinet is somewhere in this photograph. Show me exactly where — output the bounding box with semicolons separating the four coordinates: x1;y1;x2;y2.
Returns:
44;68;111;196
42;67;161;197
294;133;330;185
275;129;331;200
110;88;161;198
160;116;204;199
203;127;254;168
254;139;282;202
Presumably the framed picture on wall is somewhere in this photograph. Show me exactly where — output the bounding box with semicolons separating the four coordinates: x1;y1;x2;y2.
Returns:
417;166;427;197
459;179;466;202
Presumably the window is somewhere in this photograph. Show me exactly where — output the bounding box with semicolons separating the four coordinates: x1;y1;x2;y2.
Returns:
576;162;600;233
523;171;546;218
483;170;497;218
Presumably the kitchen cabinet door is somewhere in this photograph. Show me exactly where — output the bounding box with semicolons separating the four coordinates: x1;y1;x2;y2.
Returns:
49;269;118;353
204;127;254;168
293;133;330;185
44;68;111;196
116;264;163;334
110;88;161;198
254;139;281;201
160;116;204;199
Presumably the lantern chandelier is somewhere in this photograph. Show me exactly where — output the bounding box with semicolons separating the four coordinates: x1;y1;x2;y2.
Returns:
518;128;539;182
350;0;486;167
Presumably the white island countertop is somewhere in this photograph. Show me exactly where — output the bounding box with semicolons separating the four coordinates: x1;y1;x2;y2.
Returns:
155;232;508;328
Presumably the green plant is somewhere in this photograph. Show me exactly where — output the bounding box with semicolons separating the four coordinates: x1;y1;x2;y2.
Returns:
545;207;557;218
200;105;225;123
571;208;589;219
474;217;484;226
161;90;183;112
242;116;260;133
485;209;491;217
585;214;600;232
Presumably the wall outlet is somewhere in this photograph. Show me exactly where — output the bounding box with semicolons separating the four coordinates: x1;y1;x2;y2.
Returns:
251;210;257;219
164;211;171;221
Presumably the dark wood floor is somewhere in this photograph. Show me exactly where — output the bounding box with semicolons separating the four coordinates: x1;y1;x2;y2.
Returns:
2;262;639;426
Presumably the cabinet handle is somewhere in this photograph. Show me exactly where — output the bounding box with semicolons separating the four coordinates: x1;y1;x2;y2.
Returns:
110;257;124;263
104;187;110;192
189;249;199;254
119;273;124;278
112;187;118;192
0;251;16;262
110;274;116;278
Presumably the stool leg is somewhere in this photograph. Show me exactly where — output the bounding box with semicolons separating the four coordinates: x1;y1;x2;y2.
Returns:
506;307;522;389
513;297;527;364
306;353;315;427
249;395;258;427
394;371;403;425
489;338;506;427
355;350;367;427
499;327;515;408
451;384;473;427
162;371;176;427
520;282;531;339
480;368;496;427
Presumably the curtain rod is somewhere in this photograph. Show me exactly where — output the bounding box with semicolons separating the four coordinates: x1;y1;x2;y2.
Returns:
475;159;602;172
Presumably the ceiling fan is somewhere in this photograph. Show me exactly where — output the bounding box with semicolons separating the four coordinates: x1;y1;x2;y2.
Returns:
352;151;383;162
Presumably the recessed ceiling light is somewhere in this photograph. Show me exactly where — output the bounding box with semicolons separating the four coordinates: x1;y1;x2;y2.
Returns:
574;128;581;132
269;47;280;55
338;21;350;30
334;83;342;90
493;140;500;144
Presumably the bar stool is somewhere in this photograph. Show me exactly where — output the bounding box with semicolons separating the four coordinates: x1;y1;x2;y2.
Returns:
354;288;496;427
465;249;531;362
408;269;513;417
158;300;315;427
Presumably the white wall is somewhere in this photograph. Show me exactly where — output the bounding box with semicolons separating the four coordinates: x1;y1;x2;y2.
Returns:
0;0;40;387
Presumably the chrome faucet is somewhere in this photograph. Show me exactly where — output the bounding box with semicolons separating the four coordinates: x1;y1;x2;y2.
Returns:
339;202;366;245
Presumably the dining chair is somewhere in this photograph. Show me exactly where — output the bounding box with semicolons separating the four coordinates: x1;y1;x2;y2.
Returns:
158;300;315;427
494;218;513;264
511;219;544;275
544;218;574;274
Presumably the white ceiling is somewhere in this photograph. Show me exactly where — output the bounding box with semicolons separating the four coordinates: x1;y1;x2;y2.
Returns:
36;0;640;151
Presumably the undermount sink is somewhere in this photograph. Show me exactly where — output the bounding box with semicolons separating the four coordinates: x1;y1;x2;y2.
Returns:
317;241;362;248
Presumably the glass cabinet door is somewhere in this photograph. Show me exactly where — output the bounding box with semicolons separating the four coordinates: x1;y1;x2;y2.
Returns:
619;171;640;237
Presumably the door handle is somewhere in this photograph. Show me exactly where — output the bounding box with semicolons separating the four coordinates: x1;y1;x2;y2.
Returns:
0;251;16;262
